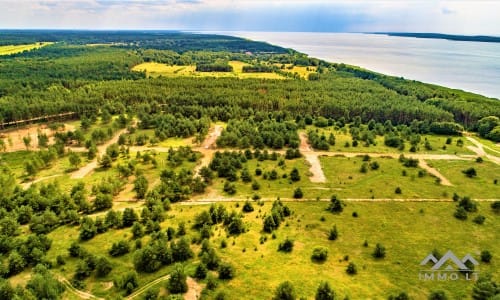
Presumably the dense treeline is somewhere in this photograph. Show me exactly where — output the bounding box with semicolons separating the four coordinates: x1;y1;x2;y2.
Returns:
0;31;499;139
242;65;276;73
0;30;288;53
217;119;299;149
196;63;233;72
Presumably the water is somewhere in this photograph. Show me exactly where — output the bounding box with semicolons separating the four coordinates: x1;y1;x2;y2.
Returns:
223;32;500;99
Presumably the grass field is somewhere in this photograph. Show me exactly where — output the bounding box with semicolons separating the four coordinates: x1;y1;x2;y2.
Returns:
132;61;286;80
0;42;52;55
35;201;498;299
305;127;475;155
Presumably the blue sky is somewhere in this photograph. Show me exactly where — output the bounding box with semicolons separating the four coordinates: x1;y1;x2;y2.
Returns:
1;0;499;35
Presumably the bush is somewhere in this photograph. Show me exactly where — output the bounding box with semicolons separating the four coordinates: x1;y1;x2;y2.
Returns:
462;167;477;178
372;243;386;258
167;264;187;294
242;201;254;213
278;238;294;252
95;257;113;277
480;250;492;263
473;215;486;225
395;187;402;194
293;187;303;199
218;262;235;280
194;263;207;279
315;281;335;300
453;207;468;220
346;262;357;275
491;201;500;213
109;240;130;257
428;290;448;300
273;281;296;300
328;226;338;241
327;195;343;213
311;247;328;262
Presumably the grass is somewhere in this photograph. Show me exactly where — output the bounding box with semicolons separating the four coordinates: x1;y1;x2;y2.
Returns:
306;127;474;155
202;154;499;200
132;61;286;80
428;160;500;198
0;42;53;55
275;64;318;79
40;201;498;299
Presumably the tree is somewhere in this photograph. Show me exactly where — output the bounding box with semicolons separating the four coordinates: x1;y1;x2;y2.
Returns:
167;263;188;294
428;290;448;300
8;250;26;275
328;225;338;241
134;175;148;199
480;250;492;263
242;201;254;213
99;154;113;169
462;167;477;178
79;217;97;241
88;143;97;160
95;257;113;277
218;261;235;280
26;265;65;300
109;240;130;257
471;275;499;300
274;281;296;300
373;243;386;258
131;222;144;239
311;247;328;262
327;195;343;213
315;281;335;300
68;151;82;169
290;168;300;181
278;238;294;252
23;135;32;150
93;193;113;211
194;263;207;279
454;207;468;220
346;262;357;275
293;187;303;199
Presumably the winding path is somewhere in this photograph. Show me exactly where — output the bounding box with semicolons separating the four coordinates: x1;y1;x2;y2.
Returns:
56;275;105;300
466;136;500;165
125;274;170;300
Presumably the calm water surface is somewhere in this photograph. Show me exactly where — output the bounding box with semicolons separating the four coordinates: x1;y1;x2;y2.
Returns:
225;32;500;99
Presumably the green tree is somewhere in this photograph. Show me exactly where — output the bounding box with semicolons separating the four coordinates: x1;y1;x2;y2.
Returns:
373;243;386;258
134;175;148;199
274;281;296;300
167;264;187;294
428;290;448;300
327;195;343;213
293;187;303;199
95;257;113;277
69;152;82;169
315;281;335;300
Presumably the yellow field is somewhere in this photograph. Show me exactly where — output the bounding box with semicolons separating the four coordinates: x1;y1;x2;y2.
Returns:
132;61;286;80
0;42;53;55
277;64;318;79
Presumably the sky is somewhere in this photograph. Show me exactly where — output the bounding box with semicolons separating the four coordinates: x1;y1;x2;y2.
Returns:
1;0;499;35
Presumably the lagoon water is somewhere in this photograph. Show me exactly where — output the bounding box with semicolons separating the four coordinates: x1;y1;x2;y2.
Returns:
225;32;500;99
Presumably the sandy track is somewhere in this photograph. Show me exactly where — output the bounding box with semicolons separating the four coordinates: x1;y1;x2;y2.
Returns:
70;127;129;179
22;174;63;189
418;159;452;186
125;274;170;299
193;124;223;176
466;136;500;165
181;197;499;204
57;275;105;300
299;133;326;183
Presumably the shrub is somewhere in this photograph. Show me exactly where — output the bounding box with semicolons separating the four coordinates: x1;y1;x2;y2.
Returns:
168;264;187;294
242;201;254;213
315;281;335;300
462;167;477;178
428;290;448;300
473;215;485;225
218;262;235;280
480;250;492;263
278;238;294;252
327;195;343;213
293;187;303;199
274;281;296;300
311;247;328;262
395;187;402;194
346;262;357;275
453;207;468;220
328;226;338;241
372;243;386;258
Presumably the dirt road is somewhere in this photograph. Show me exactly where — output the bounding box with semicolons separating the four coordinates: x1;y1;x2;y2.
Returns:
466;136;500;165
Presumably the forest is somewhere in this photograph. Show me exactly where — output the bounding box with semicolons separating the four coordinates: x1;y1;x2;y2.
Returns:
0;31;499;299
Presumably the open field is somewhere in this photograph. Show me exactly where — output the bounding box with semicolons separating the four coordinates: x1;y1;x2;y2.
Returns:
25;201;498;299
132;61;286;80
0;42;53;55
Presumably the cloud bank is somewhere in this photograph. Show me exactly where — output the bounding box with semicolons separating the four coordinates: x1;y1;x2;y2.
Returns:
1;0;498;35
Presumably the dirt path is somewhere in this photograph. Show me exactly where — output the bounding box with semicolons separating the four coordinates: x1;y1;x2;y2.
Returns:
466;136;500;165
299;133;326;183
193;124;223;176
181;197;498;204
184;277;203;300
22;174;63;189
70;127;129;179
418;159;452;186
56;275;105;300
125;274;170;300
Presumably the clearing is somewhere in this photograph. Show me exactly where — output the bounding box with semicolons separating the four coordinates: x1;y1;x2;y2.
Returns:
0;42;53;55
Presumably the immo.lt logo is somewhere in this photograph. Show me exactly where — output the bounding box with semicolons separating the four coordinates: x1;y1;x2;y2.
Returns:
419;250;479;281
